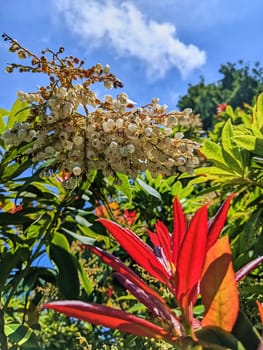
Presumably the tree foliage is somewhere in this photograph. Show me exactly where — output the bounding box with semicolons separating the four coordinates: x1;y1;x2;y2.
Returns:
178;61;263;129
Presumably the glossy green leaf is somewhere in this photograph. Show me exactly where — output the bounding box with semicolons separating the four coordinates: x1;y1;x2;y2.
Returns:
0;107;9;133
52;232;70;251
6;99;30;128
116;173;133;201
77;261;94;296
5;323;40;349
0;248;29;292
196;326;245;350
252;93;263;134
75;214;92;227
201;139;231;171
62;228;96;245
136;178;162;200
232;310;261;350
221;120;243;174
49;244;80;299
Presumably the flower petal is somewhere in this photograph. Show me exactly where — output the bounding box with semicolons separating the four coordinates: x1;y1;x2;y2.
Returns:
98;218;170;284
44;301;171;339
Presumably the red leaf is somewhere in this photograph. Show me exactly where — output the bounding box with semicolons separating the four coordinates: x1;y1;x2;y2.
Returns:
172;197;186;264
114;272;182;335
176;205;208;309
154;220;172;264
148;229;161;247
235;256;263;282
44;301;172;340
98;218;170;284
201;237;239;332
87;245;165;304
207;194;236;250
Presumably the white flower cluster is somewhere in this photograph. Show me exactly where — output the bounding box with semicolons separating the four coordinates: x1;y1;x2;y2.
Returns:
1;63;200;179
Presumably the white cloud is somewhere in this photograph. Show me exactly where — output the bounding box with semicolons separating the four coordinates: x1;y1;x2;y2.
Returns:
54;0;206;80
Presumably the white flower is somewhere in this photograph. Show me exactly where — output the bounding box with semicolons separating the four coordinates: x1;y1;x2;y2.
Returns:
72;166;82;176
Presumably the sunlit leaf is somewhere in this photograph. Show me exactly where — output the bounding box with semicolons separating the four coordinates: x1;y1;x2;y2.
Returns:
43;301;173;340
221;120;243;174
207;194;236;249
176;205;208;308
136;178;162;200
87;245;166;304
172;197;186;263
6;99;30;128
5;323;40;349
257;301;263;324
201;237;239;332
62;228;95;246
98;218;170;284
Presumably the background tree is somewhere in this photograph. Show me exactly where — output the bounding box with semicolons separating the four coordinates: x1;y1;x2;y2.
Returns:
178;61;263;129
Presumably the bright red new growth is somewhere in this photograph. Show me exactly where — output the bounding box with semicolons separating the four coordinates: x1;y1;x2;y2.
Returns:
172;197;186;263
207;193;236;250
97;218;170;284
44;194;259;345
44;301;172;339
176;205;208;310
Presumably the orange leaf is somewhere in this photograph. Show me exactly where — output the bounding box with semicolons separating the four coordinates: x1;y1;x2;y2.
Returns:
257;301;263;324
201;236;239;332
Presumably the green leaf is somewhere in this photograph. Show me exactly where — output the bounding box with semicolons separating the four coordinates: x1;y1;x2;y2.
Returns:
193;167;239;183
136;178;162;200
0;107;9;133
52;232;70;251
0;212;32;225
221;120;243;174
116;173;133;201
62;227;96;245
5;323;39;349
232;310;261;350
7;99;30;128
49;244;80;299
77;261;94;296
0;248;29;292
232;135;256;150
196;326;246;350
202;139;234;172
75;214;92;227
77;224;110;247
252;92;263;134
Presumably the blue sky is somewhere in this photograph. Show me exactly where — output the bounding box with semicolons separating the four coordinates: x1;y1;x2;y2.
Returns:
1;0;263;111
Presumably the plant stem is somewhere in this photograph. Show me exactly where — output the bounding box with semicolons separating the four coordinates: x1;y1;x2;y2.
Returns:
0;307;8;350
